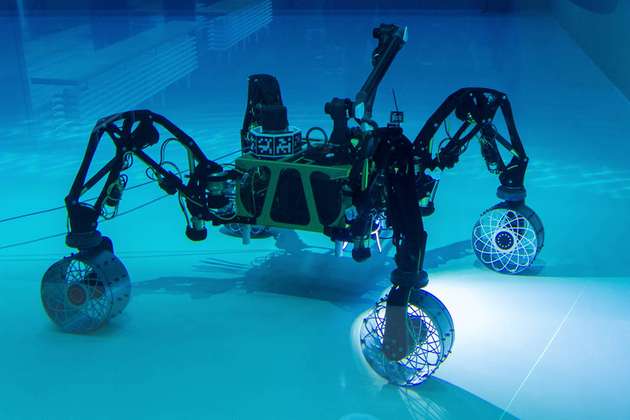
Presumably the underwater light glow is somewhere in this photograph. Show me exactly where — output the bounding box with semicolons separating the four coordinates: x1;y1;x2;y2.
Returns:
358;289;454;387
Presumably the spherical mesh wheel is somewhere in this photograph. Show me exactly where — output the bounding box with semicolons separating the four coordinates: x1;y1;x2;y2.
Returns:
41;251;131;333
472;203;544;274
360;289;454;386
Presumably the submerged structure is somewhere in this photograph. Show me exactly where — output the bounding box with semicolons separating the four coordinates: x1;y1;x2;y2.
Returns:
40;23;544;386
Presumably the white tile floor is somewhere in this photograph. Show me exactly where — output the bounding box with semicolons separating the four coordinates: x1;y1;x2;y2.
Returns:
0;11;629;420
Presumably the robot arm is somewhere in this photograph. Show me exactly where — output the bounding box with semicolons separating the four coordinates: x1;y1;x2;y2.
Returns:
355;24;408;121
325;24;407;149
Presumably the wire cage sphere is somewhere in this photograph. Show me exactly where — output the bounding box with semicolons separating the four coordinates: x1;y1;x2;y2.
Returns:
41;251;130;333
360;289;454;386
472;203;544;274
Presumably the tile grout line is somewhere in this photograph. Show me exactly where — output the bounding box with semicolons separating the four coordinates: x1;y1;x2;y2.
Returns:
499;287;585;420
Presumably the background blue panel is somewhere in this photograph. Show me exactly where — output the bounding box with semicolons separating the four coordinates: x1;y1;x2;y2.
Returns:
0;1;31;123
552;0;630;99
271;0;549;11
568;0;619;13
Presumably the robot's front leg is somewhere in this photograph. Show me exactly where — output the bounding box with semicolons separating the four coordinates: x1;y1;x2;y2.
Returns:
359;188;454;386
377;160;426;360
358;135;454;386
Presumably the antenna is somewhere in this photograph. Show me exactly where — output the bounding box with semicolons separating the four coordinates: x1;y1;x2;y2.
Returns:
388;89;404;127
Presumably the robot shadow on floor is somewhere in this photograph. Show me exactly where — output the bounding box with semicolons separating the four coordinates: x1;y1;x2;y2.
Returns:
133;229;473;307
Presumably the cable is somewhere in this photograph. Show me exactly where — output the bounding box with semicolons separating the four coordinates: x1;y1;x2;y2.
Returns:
0;232;67;251
0;148;241;226
305;127;329;148
178;192;190;226
444;116;453;141
0;206;66;224
0;148;242;250
0;194;170;251
110;194;169;218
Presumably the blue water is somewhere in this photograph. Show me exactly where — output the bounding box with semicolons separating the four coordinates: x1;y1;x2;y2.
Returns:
1;4;629;420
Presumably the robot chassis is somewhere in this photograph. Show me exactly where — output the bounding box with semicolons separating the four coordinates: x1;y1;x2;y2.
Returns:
41;24;544;386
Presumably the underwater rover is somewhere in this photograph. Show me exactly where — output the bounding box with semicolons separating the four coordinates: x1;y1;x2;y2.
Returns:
41;24;544;386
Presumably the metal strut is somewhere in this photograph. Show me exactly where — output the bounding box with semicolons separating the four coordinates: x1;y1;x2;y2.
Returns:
64;110;229;250
370;129;430;362
413;88;529;201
